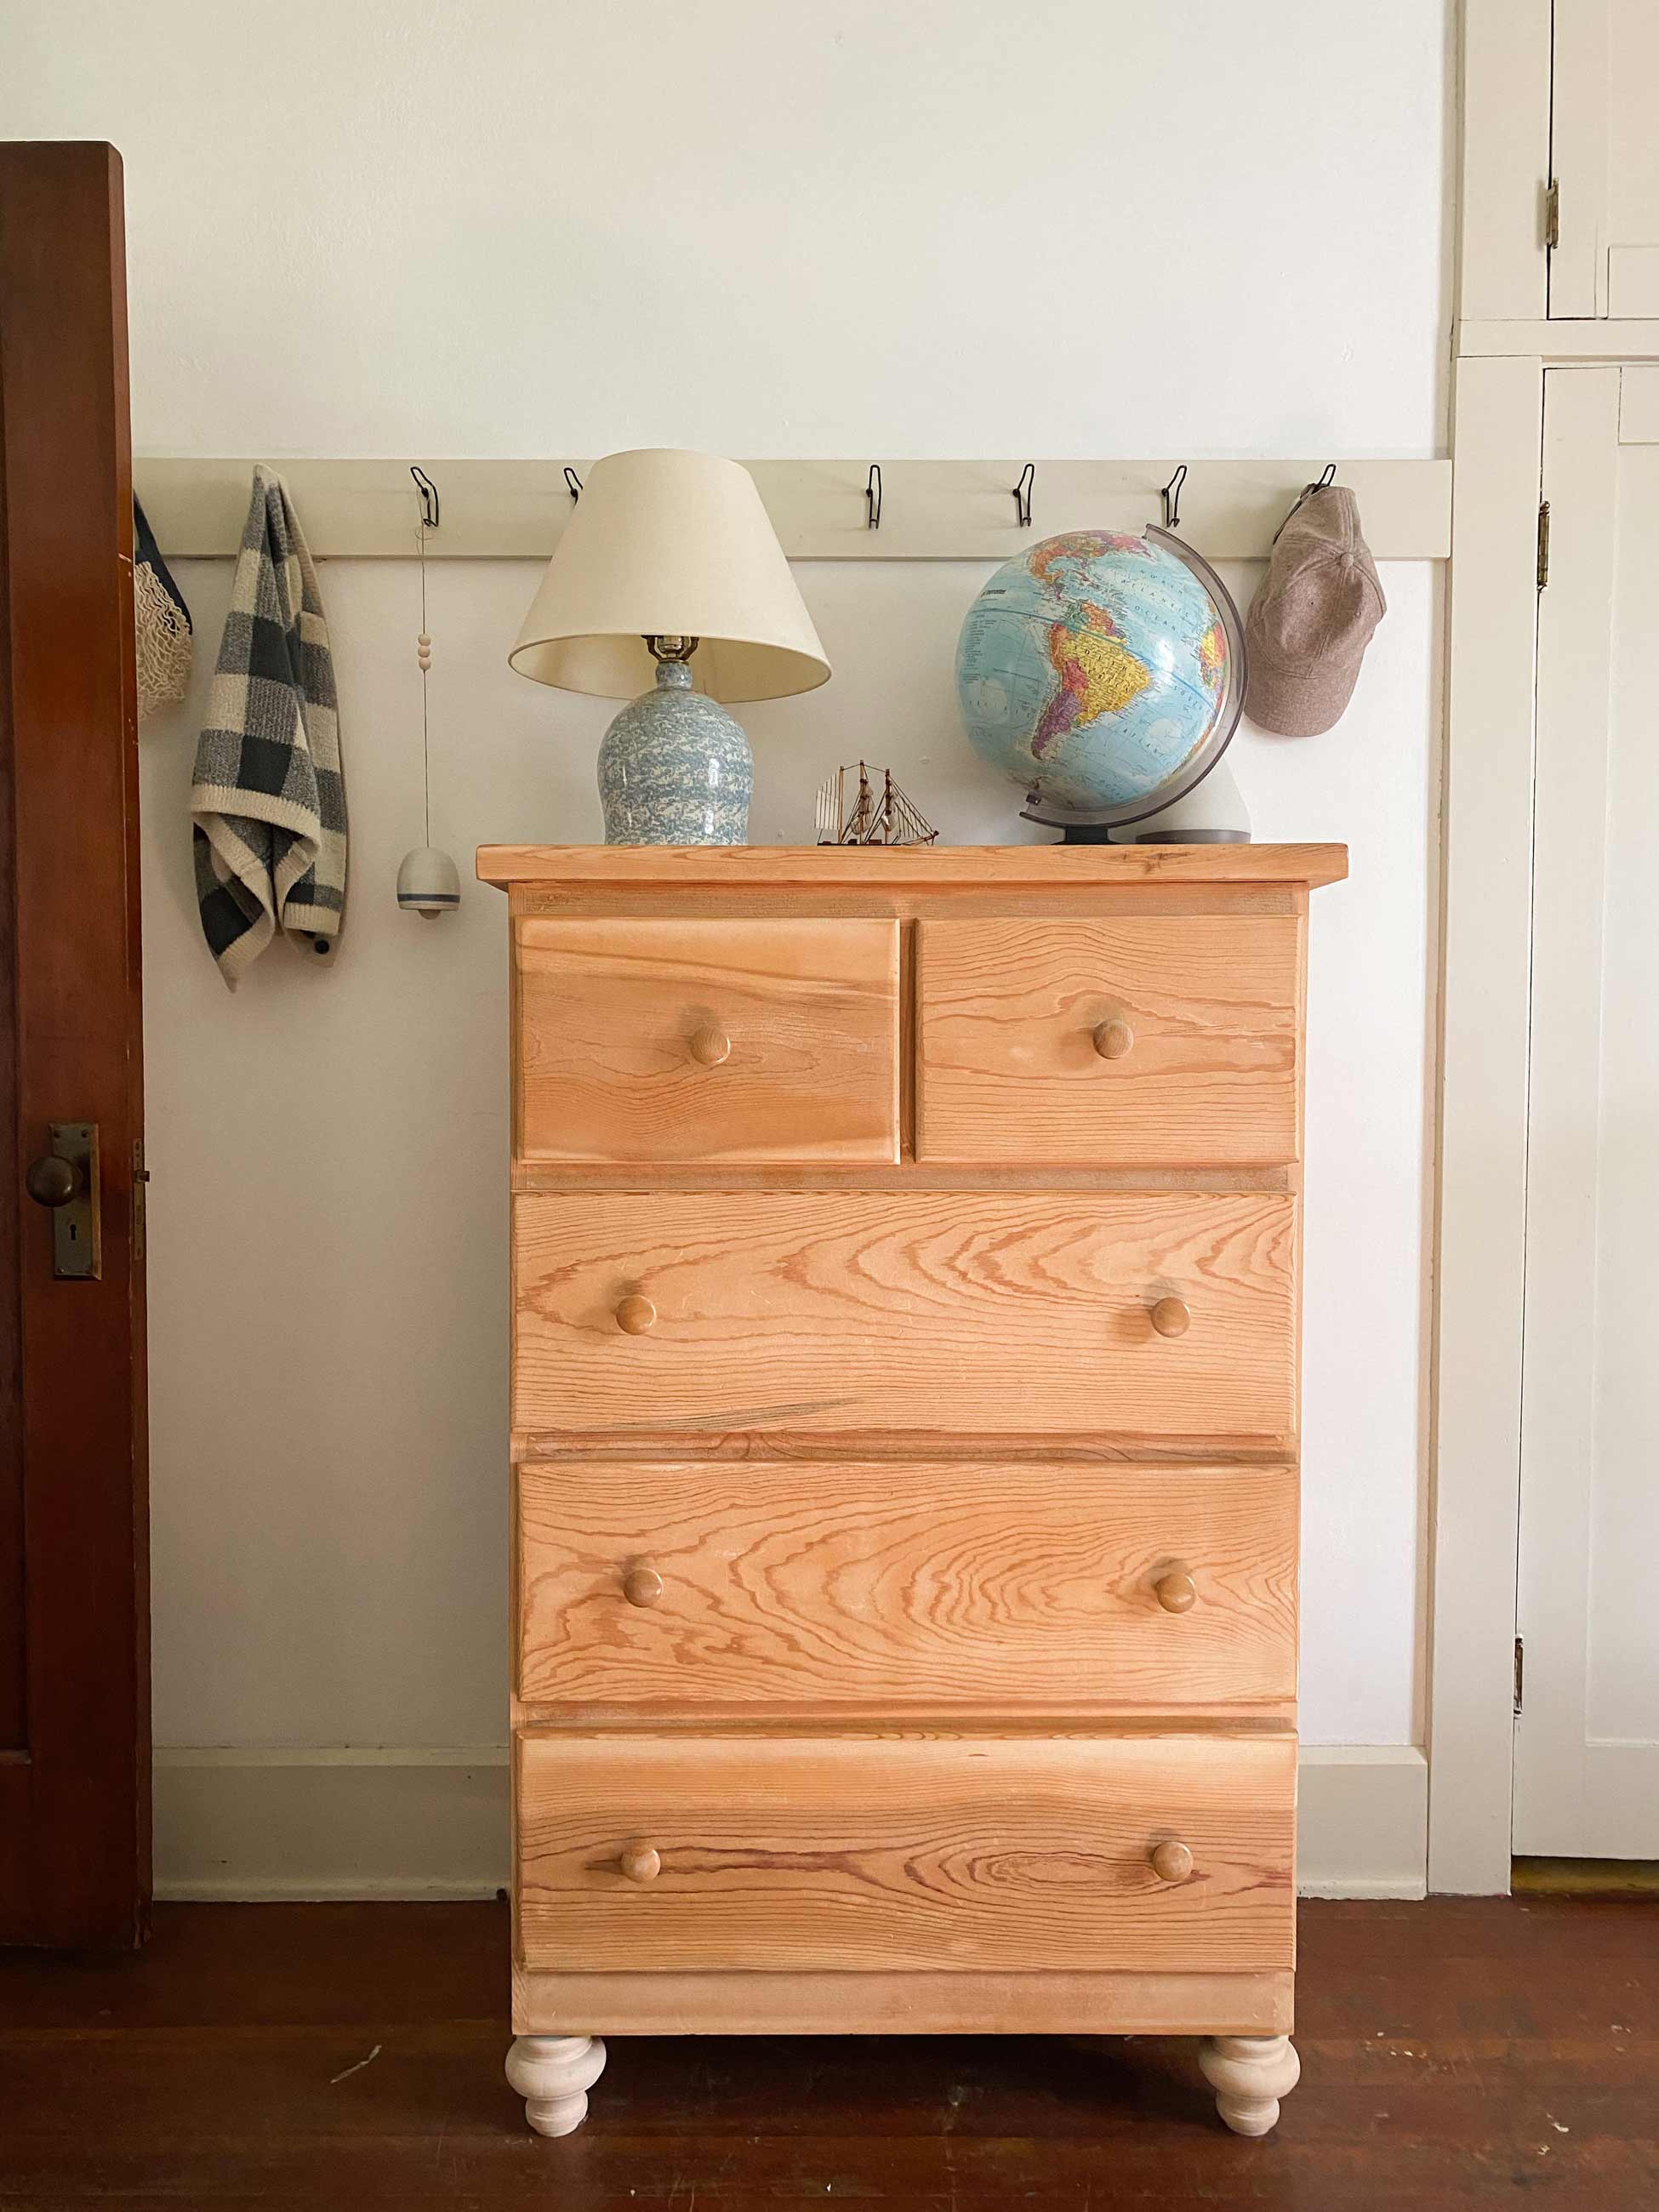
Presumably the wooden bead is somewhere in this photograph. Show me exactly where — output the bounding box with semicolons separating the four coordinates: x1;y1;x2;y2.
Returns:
619;1842;661;1884
615;1294;657;1336
1091;1018;1135;1060
1150;1838;1194;1884
689;1026;731;1067
623;1565;664;1608
1153;1565;1198;1614
1149;1296;1191;1338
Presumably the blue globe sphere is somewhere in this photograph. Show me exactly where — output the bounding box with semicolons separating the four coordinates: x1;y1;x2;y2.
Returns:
955;528;1244;828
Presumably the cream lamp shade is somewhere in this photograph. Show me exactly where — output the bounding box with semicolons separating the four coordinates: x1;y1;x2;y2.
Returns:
509;448;831;704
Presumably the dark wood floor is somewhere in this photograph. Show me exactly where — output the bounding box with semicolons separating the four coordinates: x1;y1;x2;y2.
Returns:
1;1896;1654;2209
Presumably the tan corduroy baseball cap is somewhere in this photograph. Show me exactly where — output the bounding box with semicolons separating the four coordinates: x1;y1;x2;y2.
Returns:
1246;485;1385;737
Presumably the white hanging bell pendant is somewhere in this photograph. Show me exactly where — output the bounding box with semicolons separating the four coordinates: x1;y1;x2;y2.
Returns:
396;844;461;918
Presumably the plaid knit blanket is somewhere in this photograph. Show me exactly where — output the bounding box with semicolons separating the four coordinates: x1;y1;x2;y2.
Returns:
190;468;348;987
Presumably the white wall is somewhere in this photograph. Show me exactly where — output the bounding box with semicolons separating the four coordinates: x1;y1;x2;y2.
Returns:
4;0;1450;1862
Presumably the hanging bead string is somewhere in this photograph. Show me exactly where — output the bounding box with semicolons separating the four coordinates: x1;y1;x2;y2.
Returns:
416;518;432;848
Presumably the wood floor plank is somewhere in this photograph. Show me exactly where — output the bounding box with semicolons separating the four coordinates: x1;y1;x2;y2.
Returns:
0;1898;1652;2209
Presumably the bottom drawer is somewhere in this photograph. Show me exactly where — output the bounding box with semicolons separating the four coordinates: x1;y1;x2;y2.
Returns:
516;1729;1295;1975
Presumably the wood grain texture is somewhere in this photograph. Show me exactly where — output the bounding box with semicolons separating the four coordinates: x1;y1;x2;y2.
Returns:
511;1189;1298;1444
916;916;1301;1166
516;1458;1297;1715
515;1730;1297;1975
514;1963;1292;2036
0;140;149;1950
478;842;1350;891
515;916;899;1165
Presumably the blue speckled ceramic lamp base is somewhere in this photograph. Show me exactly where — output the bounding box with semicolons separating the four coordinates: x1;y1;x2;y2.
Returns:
597;657;752;845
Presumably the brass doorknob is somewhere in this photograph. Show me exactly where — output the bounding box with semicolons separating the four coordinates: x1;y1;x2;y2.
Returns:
689;1026;731;1067
1150;1297;1190;1338
623;1565;664;1608
1153;1565;1198;1614
1149;1839;1194;1884
1092;1018;1135;1061
615;1295;657;1336
25;1155;77;1208
619;1843;661;1884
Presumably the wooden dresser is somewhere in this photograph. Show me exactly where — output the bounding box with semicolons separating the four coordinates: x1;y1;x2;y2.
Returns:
478;840;1346;2141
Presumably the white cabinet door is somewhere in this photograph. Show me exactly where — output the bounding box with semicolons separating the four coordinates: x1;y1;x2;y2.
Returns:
1551;0;1659;316
1514;364;1659;1855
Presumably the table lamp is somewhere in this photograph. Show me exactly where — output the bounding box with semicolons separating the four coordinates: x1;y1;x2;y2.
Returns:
509;448;830;843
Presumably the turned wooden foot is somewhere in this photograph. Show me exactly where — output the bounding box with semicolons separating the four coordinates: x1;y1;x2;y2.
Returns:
1198;2033;1300;2137
505;2033;607;2137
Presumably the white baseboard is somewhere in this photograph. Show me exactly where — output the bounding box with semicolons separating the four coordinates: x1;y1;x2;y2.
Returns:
153;1741;1428;1903
1296;1744;1428;1898
153;1747;513;1901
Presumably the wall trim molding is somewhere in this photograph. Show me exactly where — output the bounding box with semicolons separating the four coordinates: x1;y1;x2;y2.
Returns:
153;1742;1428;1904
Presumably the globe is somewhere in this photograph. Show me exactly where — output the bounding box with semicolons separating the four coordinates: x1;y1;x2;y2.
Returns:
955;527;1246;829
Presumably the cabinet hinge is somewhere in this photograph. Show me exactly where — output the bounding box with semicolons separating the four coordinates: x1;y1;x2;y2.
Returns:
1545;179;1560;252
1536;501;1551;591
1514;1635;1525;1715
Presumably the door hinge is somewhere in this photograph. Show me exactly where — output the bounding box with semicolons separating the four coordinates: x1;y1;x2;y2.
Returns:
1536;500;1551;590
133;1136;150;1265
1514;1635;1525;1715
1545;179;1560;252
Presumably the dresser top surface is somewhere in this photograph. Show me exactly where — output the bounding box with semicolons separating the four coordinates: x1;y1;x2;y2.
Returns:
476;842;1348;893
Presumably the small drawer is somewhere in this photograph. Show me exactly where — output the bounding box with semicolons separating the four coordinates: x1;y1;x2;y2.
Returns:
516;1729;1297;1975
915;916;1302;1166
514;916;899;1165
516;1459;1297;1716
512;1189;1298;1445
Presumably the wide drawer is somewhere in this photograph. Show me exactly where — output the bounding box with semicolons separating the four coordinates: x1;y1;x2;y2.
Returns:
514;915;900;1164
515;1729;1297;1975
512;1190;1298;1445
915;915;1302;1166
516;1459;1297;1714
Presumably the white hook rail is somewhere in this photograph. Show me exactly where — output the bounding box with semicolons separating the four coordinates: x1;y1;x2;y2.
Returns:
133;455;1451;562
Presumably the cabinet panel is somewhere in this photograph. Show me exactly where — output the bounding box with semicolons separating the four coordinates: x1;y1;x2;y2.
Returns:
517;1458;1298;1714
515;916;899;1164
1550;0;1659;318
916;916;1300;1167
512;1190;1299;1447
516;1730;1297;1975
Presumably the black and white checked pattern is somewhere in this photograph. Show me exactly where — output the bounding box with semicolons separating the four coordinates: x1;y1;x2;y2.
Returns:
190;468;347;987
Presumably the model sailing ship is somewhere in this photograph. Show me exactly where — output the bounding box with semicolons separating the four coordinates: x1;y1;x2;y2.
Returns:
814;761;938;847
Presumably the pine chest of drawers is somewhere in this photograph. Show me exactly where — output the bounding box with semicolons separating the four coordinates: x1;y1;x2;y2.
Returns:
479;840;1347;2141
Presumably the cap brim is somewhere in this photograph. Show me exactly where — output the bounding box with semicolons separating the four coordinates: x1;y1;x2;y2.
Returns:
1245;652;1363;738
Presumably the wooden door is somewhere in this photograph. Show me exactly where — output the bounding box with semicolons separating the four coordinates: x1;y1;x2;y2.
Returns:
1549;0;1659;316
0;143;149;1947
1514;365;1659;1856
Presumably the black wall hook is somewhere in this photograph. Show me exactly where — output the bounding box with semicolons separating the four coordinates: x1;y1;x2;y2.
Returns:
865;464;882;530
563;466;584;502
1160;464;1188;533
1313;461;1337;491
410;465;439;531
1012;463;1035;529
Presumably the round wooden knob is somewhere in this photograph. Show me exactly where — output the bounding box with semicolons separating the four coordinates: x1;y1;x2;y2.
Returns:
1150;1839;1194;1884
622;1565;664;1608
1092;1018;1135;1061
689;1027;731;1067
619;1843;661;1884
1149;1297;1190;1339
1154;1565;1198;1614
615;1295;657;1336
